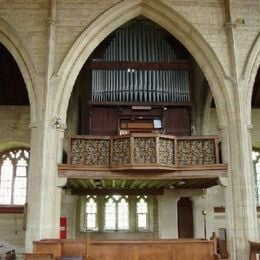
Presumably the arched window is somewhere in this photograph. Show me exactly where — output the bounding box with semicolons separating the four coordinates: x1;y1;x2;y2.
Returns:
0;148;29;205
136;196;149;230
83;195;154;232
104;195;129;230
85;195;98;230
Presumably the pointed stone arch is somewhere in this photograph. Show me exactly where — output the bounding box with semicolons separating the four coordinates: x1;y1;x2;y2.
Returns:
0;141;30;153
0;17;37;123
243;32;260;126
54;0;230;128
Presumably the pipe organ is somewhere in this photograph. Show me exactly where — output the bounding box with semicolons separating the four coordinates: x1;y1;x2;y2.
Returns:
90;21;190;103
79;19;192;136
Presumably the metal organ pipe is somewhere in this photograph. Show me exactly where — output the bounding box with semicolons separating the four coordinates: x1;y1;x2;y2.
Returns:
91;21;190;103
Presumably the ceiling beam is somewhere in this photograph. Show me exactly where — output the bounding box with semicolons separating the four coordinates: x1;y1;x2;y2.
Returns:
71;188;164;196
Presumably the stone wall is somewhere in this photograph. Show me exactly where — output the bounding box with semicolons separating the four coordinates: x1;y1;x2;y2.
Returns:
0;106;30;150
0;213;25;254
208;108;260;148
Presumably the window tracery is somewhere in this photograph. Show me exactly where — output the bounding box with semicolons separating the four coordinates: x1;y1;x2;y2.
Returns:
0;148;29;205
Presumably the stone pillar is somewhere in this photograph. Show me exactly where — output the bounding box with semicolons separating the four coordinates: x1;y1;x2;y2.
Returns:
157;190;178;238
220;120;258;259
25;120;64;252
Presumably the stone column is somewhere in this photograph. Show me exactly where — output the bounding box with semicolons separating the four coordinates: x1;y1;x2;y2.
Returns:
25;119;65;252
220;119;258;259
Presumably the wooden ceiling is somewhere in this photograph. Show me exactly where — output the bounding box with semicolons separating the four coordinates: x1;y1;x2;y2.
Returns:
0;43;29;105
66;177;220;195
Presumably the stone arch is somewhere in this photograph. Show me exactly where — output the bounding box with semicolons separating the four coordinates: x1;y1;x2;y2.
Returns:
0;141;30;154
0;17;37;123
243;32;260;126
55;0;230;128
202;89;214;135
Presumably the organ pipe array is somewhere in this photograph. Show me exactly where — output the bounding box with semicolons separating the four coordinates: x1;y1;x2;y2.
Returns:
91;21;190;103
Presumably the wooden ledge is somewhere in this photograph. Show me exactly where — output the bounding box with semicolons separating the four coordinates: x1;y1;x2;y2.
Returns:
0;205;24;214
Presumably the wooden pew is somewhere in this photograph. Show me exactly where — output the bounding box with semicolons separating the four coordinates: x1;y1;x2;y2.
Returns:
24;253;54;259
5;249;16;260
30;238;219;260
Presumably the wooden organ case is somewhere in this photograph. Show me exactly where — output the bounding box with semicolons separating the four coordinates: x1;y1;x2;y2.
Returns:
82;19;192;136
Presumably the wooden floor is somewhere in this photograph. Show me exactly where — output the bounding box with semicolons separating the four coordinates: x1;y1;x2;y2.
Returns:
25;238;220;260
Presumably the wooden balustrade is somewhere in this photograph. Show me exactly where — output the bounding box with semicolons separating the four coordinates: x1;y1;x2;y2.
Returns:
68;134;220;171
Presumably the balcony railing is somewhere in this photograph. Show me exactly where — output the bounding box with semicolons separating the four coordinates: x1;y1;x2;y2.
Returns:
67;134;220;171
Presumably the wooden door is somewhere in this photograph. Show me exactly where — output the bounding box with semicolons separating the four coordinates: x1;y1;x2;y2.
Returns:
177;197;194;238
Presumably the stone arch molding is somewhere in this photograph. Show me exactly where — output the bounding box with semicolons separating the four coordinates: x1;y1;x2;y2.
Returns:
55;0;230;127
0;141;30;154
0;17;37;123
243;32;260;126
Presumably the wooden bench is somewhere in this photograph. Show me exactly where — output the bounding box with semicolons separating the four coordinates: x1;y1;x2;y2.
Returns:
24;253;54;260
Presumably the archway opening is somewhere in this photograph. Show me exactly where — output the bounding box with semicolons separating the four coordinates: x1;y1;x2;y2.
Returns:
65;17;213;137
60;17;226;241
0;42;31;251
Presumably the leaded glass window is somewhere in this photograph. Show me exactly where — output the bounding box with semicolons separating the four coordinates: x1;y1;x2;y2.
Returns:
137;196;148;230
85;195;98;230
104;195;129;231
83;195;153;232
0;148;29;205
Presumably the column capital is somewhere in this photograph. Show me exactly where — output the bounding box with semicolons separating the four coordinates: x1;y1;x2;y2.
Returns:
52;117;67;131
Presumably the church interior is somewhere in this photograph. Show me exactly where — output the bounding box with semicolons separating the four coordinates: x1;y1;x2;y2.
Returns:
0;1;259;259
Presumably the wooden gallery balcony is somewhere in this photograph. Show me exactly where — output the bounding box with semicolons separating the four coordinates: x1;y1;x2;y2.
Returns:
58;134;227;193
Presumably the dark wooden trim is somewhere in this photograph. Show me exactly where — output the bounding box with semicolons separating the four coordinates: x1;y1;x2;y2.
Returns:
70;188;164;195
0;205;24;214
89;61;189;70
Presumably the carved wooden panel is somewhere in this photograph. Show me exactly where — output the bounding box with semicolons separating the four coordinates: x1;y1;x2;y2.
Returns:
134;137;156;164
111;138;131;165
177;139;216;165
159;138;174;165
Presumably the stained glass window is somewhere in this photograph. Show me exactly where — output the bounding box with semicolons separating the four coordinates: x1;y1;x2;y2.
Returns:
0;148;29;205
